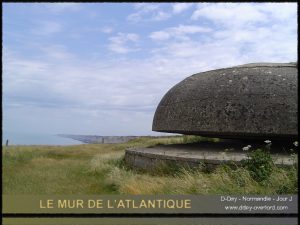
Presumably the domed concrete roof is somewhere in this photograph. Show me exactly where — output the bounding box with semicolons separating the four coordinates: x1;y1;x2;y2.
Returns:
152;62;298;140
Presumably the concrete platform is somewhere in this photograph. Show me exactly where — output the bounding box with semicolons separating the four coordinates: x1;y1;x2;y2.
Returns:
125;140;297;171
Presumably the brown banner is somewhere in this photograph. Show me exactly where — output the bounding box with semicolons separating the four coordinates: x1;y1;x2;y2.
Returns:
3;194;298;214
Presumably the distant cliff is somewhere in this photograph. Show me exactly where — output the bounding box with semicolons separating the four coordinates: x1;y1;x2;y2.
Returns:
57;134;162;144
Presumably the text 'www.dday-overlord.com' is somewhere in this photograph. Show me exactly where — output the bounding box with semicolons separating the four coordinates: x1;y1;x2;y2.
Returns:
221;196;293;212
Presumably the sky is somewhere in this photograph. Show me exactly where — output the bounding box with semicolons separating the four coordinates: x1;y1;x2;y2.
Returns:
2;3;298;139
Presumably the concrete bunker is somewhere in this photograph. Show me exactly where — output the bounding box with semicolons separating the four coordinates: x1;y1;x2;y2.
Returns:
152;62;298;140
125;63;298;170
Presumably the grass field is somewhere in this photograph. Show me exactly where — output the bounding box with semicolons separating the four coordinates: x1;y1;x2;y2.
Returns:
2;136;298;195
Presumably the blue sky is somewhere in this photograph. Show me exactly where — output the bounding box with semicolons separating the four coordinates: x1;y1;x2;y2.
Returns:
3;3;298;138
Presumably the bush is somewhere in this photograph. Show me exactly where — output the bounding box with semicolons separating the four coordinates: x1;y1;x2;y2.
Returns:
243;148;274;182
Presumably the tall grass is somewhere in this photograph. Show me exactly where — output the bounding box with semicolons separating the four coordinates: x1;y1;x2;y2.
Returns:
2;136;298;195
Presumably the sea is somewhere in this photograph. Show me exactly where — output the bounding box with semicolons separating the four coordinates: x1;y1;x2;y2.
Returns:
2;132;82;145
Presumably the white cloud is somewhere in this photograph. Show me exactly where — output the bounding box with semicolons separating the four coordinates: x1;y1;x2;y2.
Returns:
45;3;82;13
186;3;297;63
154;23;296;64
101;26;113;34
3;47;169;125
129;2;193;22
127;3;171;22
257;3;297;21
173;3;194;14
4;57;49;78
40;45;74;60
32;21;63;35
126;33;139;42
191;3;297;28
108;33;140;54
172;24;212;34
133;3;159;11
150;24;211;41
151;11;171;21
192;3;267;27
3;3;298;137
150;31;171;41
127;13;141;23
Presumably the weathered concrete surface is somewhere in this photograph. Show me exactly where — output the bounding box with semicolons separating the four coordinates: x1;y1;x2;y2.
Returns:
152;63;298;140
125;140;297;171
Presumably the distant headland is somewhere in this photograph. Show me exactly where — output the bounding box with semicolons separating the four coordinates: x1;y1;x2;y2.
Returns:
57;134;175;144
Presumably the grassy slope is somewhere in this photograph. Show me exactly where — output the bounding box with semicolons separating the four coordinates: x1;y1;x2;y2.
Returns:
2;136;298;195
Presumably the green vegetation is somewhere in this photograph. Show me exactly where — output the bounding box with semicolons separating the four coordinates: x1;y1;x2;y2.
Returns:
182;135;220;143
2;136;298;195
242;148;274;182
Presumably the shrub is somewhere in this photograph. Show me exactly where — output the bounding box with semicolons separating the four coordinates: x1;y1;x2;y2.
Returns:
243;148;274;182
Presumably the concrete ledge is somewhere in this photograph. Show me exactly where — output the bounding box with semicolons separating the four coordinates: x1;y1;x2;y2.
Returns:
125;142;297;171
